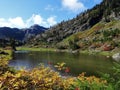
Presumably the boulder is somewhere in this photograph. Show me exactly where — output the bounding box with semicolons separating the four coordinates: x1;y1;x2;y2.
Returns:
112;53;120;61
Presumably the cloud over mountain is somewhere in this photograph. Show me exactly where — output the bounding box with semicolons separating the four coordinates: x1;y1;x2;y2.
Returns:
62;0;86;12
0;14;57;28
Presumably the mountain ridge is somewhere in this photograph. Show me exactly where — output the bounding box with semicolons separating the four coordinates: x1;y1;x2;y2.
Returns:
0;24;48;41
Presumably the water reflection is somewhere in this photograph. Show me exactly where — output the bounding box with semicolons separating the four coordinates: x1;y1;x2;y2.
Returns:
9;51;114;76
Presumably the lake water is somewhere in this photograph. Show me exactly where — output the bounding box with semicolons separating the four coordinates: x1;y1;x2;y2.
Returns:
9;51;115;76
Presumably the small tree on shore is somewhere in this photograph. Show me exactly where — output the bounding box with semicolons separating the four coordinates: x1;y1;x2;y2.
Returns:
10;38;16;51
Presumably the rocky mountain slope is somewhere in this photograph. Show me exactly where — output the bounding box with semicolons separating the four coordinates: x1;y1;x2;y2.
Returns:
23;24;47;41
58;20;120;51
29;0;120;46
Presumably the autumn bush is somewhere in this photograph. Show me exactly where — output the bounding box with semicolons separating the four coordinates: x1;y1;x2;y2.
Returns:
0;63;74;90
70;72;113;90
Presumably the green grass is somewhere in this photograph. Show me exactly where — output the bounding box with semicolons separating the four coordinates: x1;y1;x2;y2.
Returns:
18;46;114;57
17;47;56;52
0;48;13;60
5;50;13;60
97;51;113;56
79;50;113;56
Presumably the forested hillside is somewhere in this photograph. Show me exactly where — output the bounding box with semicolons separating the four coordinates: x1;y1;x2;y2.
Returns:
28;0;120;47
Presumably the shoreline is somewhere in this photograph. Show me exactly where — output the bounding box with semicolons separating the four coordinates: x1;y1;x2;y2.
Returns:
17;46;115;57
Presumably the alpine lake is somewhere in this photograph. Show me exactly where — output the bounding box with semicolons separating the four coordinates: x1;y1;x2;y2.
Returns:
9;50;115;77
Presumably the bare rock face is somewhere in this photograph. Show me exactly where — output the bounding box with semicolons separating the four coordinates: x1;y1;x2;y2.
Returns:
112;53;120;62
23;24;48;41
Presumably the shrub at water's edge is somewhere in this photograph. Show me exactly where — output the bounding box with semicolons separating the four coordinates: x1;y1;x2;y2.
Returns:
71;72;113;90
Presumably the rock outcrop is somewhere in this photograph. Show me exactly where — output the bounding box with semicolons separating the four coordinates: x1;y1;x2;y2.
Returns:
112;53;120;62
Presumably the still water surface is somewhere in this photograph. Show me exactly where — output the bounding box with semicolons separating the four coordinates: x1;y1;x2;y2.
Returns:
9;51;114;76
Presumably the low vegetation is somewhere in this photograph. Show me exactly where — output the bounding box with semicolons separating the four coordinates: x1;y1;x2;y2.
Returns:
17;47;56;52
56;21;120;55
71;72;113;90
0;49;120;90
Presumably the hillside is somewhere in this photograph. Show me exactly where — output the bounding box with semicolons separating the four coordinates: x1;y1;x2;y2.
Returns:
28;0;120;46
57;20;120;52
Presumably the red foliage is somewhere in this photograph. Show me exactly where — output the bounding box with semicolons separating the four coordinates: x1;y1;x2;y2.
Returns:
75;87;80;90
103;45;113;51
65;67;70;73
48;62;52;65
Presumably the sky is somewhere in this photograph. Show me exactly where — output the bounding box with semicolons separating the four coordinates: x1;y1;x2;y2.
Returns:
0;0;102;28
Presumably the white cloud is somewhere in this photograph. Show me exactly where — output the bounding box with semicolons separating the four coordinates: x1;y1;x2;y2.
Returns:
27;14;45;26
8;17;26;28
47;16;57;26
45;5;54;11
62;0;86;12
27;14;57;27
0;18;11;27
0;14;57;28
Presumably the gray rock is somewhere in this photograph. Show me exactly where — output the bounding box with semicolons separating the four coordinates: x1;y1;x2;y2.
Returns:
112;53;120;62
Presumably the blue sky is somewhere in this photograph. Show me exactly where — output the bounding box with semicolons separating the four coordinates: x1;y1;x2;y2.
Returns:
0;0;102;28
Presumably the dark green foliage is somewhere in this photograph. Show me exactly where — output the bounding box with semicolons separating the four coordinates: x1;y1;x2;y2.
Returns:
10;39;16;50
69;39;80;50
112;63;120;90
70;72;113;90
101;62;120;90
103;28;120;38
0;39;6;48
56;43;68;49
0;38;23;49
